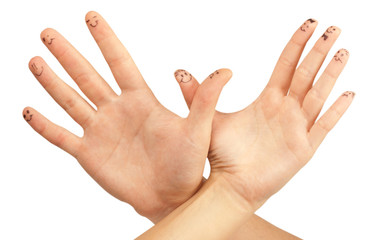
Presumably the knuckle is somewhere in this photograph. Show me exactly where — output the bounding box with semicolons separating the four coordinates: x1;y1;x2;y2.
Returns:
74;72;91;89
308;87;324;103
63;96;77;113
54;130;68;149
312;44;327;56
317;119;332;132
108;53;130;69
279;56;295;70
295;66;314;79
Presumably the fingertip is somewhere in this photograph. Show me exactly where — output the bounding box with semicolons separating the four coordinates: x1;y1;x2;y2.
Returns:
85;10;99;21
305;18;318;26
297;18;318;35
174;69;193;84
209;68;233;85
28;56;40;68
341;91;355;99
22;107;35;123
40;28;55;42
219;68;233;78
328;25;342;35
333;48;350;64
85;11;102;28
29;55;44;63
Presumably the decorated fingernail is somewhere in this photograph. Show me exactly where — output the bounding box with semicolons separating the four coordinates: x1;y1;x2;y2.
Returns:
300;18;316;32
42;34;55;45
86;15;99;27
208;70;220;79
23;109;33;122
321;26;338;41
334;49;349;63
31;62;44;77
342;91;355;98
174;69;193;83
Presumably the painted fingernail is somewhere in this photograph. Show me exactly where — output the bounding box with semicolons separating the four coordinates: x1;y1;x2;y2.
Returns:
23;109;33;122
208;70;220;79
299;18;316;32
321;26;339;41
342;91;355;98
334;49;350;63
174;69;193;83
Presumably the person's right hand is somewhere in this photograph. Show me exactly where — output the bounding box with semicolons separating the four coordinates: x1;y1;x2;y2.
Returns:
175;19;354;209
24;11;232;223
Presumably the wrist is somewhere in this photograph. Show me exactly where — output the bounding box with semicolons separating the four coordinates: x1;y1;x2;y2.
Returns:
210;172;268;211
207;173;256;214
138;174;256;239
147;178;207;224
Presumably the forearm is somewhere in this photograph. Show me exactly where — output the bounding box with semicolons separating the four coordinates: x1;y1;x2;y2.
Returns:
150;177;300;239
230;214;301;240
137;175;256;240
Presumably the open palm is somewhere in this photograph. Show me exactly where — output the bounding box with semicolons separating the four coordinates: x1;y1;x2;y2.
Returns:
24;11;231;222
176;20;354;208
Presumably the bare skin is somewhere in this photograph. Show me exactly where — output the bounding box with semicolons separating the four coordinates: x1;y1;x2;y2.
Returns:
138;19;354;239
24;11;233;223
24;12;354;238
175;20;353;207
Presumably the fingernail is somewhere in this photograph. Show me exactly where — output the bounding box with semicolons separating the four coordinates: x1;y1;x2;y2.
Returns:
174;69;193;83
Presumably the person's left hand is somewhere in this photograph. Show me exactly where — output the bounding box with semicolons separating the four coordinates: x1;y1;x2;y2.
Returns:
174;20;354;209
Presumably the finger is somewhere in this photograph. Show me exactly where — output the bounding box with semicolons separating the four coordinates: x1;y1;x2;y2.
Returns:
302;49;350;127
174;69;200;108
266;18;318;93
29;57;95;128
23;107;82;157
308;91;355;151
85;11;147;91
187;69;232;133
41;28;116;106
289;26;341;103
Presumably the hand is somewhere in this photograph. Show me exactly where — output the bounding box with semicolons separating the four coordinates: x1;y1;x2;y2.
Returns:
175;19;355;209
24;11;232;223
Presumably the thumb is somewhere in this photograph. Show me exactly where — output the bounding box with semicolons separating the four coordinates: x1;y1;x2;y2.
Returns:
185;68;232;132
174;69;200;108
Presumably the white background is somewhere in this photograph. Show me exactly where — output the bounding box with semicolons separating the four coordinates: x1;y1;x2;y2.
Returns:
0;0;389;239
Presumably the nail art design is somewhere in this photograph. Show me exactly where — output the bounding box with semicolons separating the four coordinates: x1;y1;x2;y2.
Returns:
321;26;337;41
300;18;316;32
342;91;355;98
23;109;33;122
86;16;99;27
31;63;43;77
208;70;220;79
42;34;55;45
174;69;193;83
334;49;349;63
